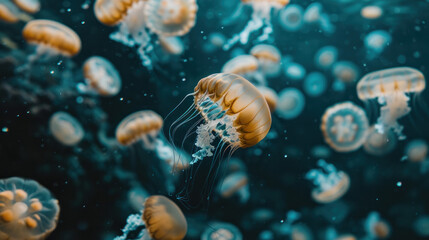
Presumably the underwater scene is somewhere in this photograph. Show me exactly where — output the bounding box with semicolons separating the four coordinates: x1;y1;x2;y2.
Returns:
1;0;429;239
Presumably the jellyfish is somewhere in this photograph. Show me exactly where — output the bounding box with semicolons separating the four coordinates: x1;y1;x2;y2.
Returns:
12;0;40;13
306;159;350;204
361;5;383;20
364;30;391;60
78;56;122;97
314;46;338;70
303;2;322;24
364;212;391;239
276;88;305;120
218;171;249;203
283;60;306;81
303;72;327;97
259;230;274;240
221;54;265;85
278;4;304;32
49;111;84;146
203;32;226;53
414;215;429;237
363;125;397;156
326;228;357;240
128;185;150;212
0;0;31;23
273;210;301;236
357;67;426;139
403;139;429;173
291;224;313;240
115;195;187;240
223;0;290;50
320;102;369;152
310;145;332;159
0;177;60;240
332;61;360;87
250;44;281;78
258;86;278;112
158;36;185;56
201;222;242;240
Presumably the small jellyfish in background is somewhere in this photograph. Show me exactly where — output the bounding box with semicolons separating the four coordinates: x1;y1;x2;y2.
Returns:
221;54;265;85
250;44;281;78
363;125;397;156
303;2;334;34
361;5;383;20
290;224;313;240
283;59;306;81
12;0;40;14
357;67;426;139
303;72;328;97
325;227;357;240
363;212;391;239
201;222;242;240
321;102;369;152
78;56;122;97
115;195;187;240
223;0;290;50
276;88;305;120
403;139;429;173
158;36;185;56
0;0;31;23
203;32;226;53
314;46;338;70
49;111;84;146
258;86;278;112
0;177;60;240
414;215;429;237
272;210;301;237
364;30;392;60
278;4;304;32
218;171;250;203
310;145;332;159
127;184;150;212
332;61;360;91
306;159;350;204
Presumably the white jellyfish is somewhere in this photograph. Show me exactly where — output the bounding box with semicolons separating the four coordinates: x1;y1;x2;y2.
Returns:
364;30;392;60
278;4;304;32
314;46;338;70
303;72;328;97
276;88;306;120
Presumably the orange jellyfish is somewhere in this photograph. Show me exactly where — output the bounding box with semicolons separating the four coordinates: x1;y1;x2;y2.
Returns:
363;125;397;156
0;177;60;240
258;86;278;112
80;56;122;97
0;0;31;23
357;67;426;139
221;54;265;85
250;44;281;78
115;195;187;240
49;111;84;146
223;0;290;50
158;36;184;56
13;0;40;14
218;171;249;203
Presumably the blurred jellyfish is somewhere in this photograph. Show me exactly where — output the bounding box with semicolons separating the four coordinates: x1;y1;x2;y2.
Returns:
128;185;150;212
251;208;274;223
78;56;122;97
223;0;290;50
364;212;391;239
314;46;338;70
357;67;426;139
203;32;226;53
276;88;305;119
363;125;397;156
49;111;84;146
201;222;242;240
303;2;322;24
414;215;429;237
0;0;31;23
227;158;247;173
332;61;360;86
159;36;185;56
115;195;187;240
258;86;278;112
321;102;369;152
273;210;301;236
326;227;357;240
310;145;332;159
306;160;350;204
404;139;429;173
303;72;328;97
13;0;40;13
284;60;306;81
291;224;313;240
250;44;281;77
221;54;265;85
364;30;391;60
361;5;383;20
219;171;250;203
0;177;60;240
278;4;304;32
259;230;274;240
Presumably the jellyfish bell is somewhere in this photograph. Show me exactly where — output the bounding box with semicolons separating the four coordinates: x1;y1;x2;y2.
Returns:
303;72;327;97
0;0;31;23
291;224;313;240
276;88;305;120
278;4;304;32
363;125;397;156
201;222;242;240
0;177;60;240
357;67;426;140
221;54;265;85
414;215;429;237
284;61;306;81
218;171;249;203
332;61;359;84
361;5;383;20
250;44;281;78
12;0;40;14
404;139;428;163
321;102;369;152
158;36;185;56
49;111;84;146
364;212;391;239
364;30;391;60
203;32;226;53
258;86;278;112
303;2;322;24
314;46;338;70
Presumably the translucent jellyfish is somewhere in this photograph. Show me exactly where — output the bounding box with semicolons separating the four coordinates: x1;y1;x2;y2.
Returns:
310;145;332;159
218;171;249;203
250;44;281;78
258;86;278;112
306;159;350;204
303;72;328;97
79;56;122;97
49;111;84;146
0;177;60;240
273;210;301;236
290;224;313;240
357;67;426;139
158;36;185;56
276;88;305;120
332;61;359;84
12;0;40;13
201;222;242;240
303;2;322;24
314;46;338;70
223;0;290;50
361;5;383;20
320;102;369;152
115;195;187;240
203;32;226;53
404;139;429;173
221;55;265;85
0;0;30;23
363;125;397;156
283;60;306;81
414;215;429;237
364;30;391;60
326;228;356;240
364;212;391;239
278;4;304;32
127;185;150;212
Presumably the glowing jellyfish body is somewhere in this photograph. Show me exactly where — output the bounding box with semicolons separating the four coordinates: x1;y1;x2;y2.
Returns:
314;46;338;70
306;159;350;204
115;195;187;240
321;102;369;152
303;2;322;24
159;36;185;56
278;4;304;32
284;61;306;81
80;56;122;96
219;172;249;203
364;30;391;60
405;139;428;163
250;44;281;77
303;72;327;97
332;61;359;84
414;216;429;237
223;0;290;50
0;177;60;240
13;0;40;13
364;212;390;239
357;67;426;139
203;32;226;53
363;125;397;156
361;5;383;20
201;222;242;240
276;88;305;120
49;111;84;146
258;86;278;112
221;55;265;85
291;224;313;240
0;0;26;23
273;210;301;236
